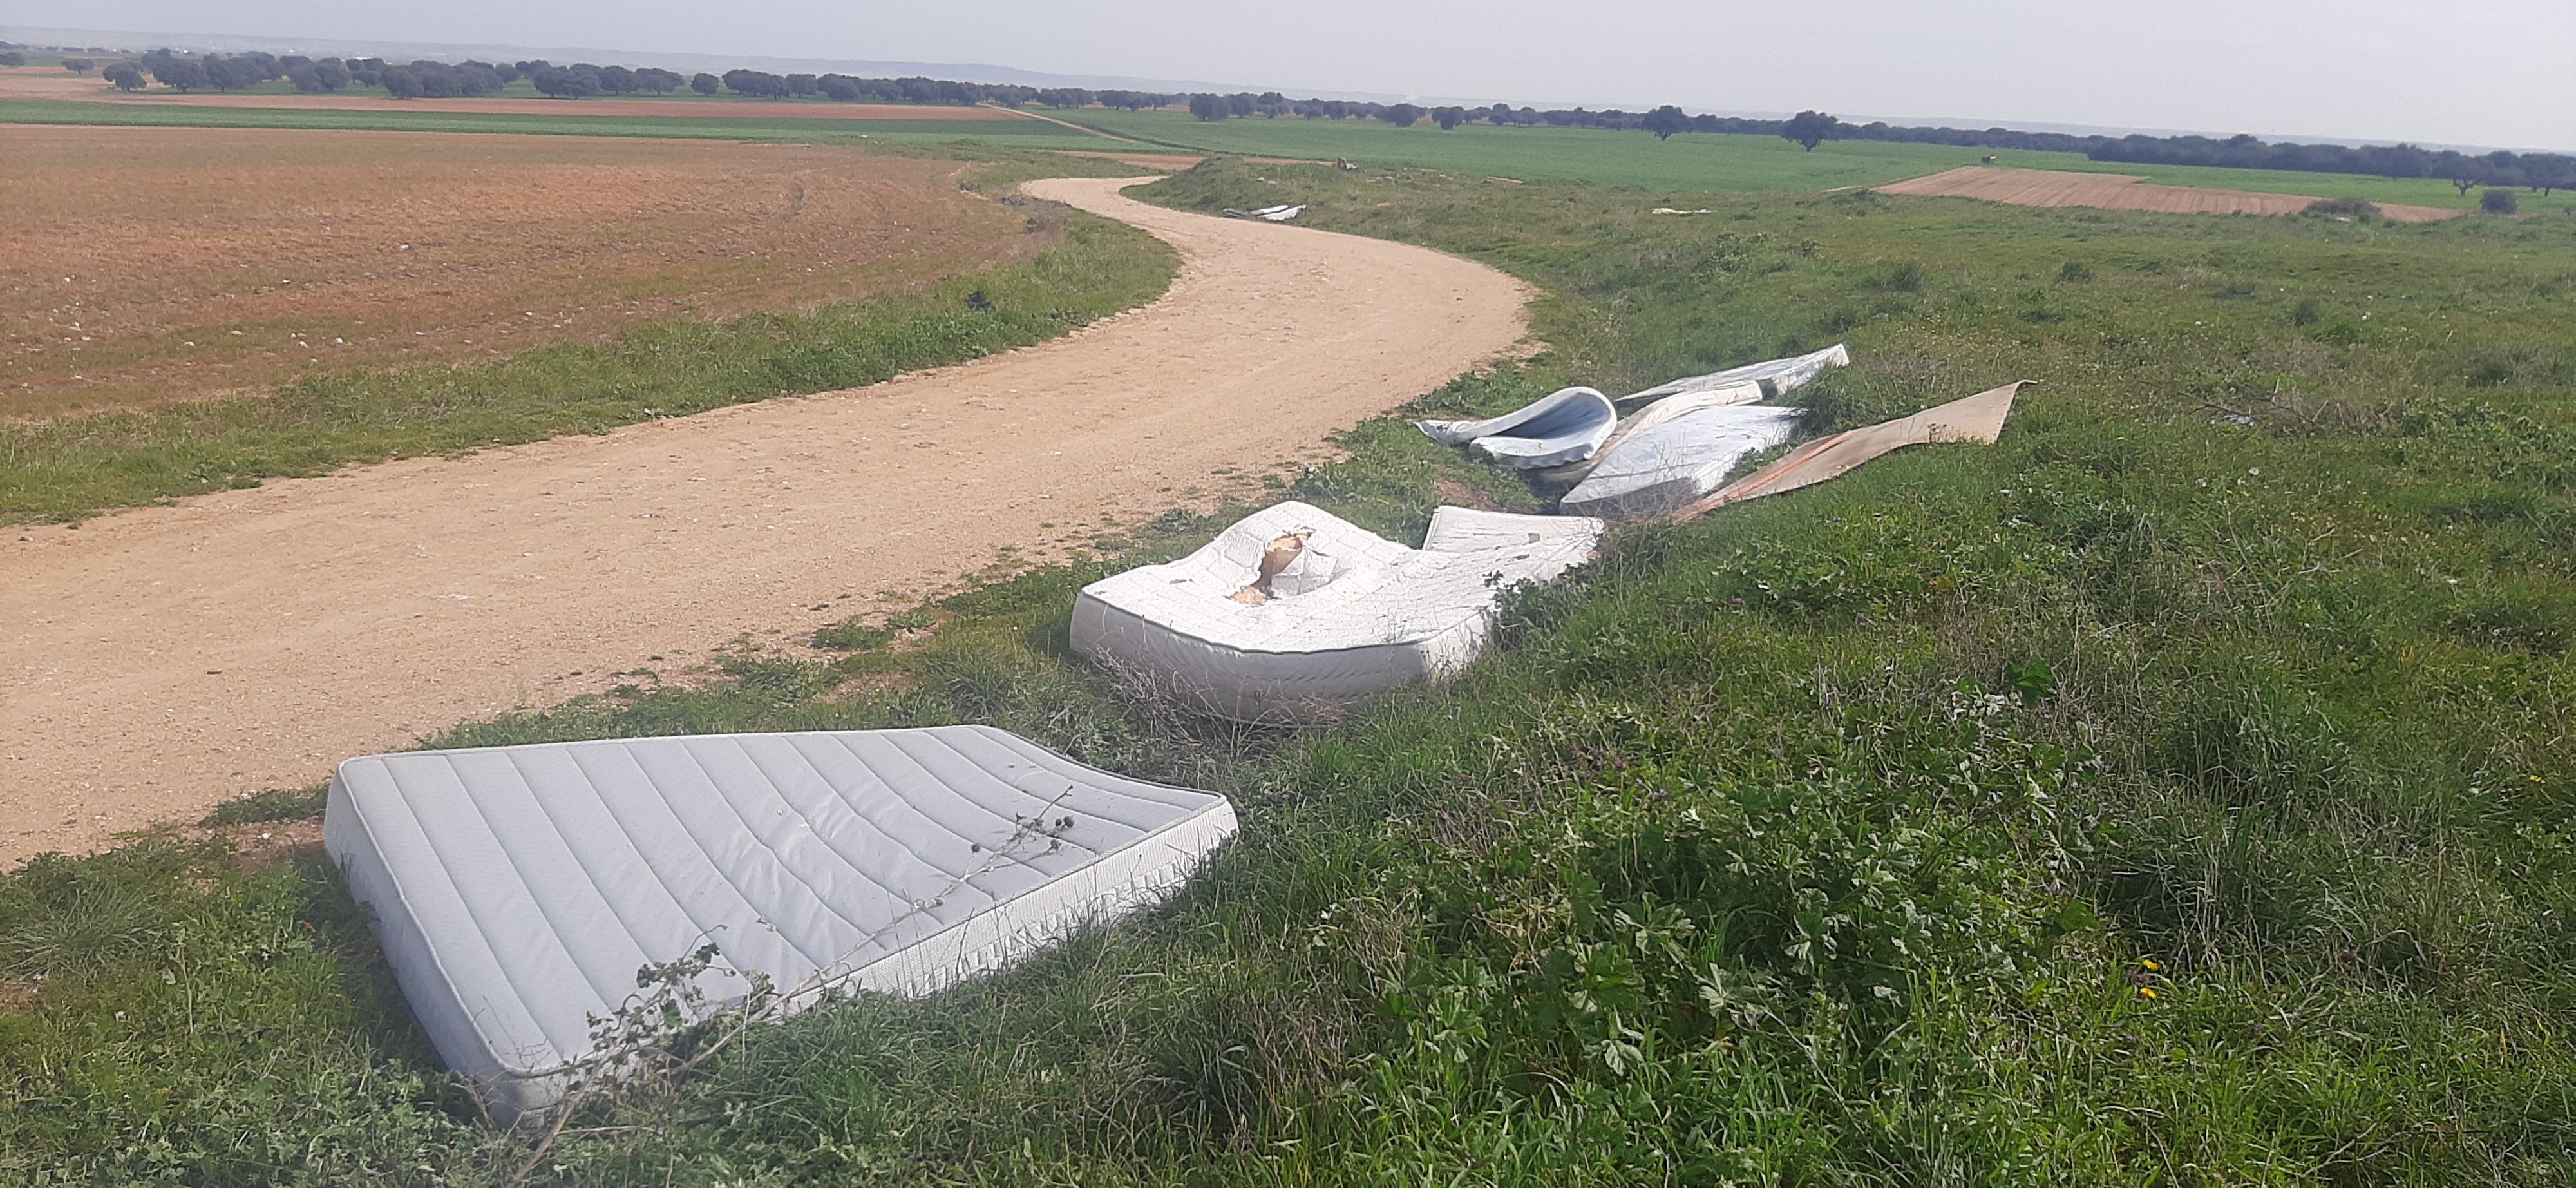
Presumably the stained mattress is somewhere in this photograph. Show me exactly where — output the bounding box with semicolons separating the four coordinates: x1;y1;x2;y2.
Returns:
1070;502;1602;721
325;726;1236;1119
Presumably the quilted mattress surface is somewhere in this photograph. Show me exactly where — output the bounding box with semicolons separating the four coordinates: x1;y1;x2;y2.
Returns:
325;725;1236;1118
1070;502;1601;721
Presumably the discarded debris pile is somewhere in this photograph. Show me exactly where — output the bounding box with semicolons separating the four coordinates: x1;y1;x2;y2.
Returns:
1670;381;2028;521
325;727;1237;1120
1416;385;1618;470
1221;203;1306;221
1417;346;2025;523
1560;402;1804;519
1617;343;1850;407
1414;347;1848;518
1535;381;1763;486
1071;501;1602;722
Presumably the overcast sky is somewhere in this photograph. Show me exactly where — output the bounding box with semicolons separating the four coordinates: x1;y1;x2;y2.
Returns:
19;0;2575;149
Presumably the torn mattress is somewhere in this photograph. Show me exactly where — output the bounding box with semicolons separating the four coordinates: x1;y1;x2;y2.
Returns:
1560;402;1804;520
1535;381;1763;484
1416;386;1618;469
1070;501;1602;721
1620;343;1850;407
325;726;1235;1120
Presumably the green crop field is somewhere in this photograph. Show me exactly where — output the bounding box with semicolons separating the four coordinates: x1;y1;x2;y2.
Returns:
6;146;2571;1184
0;97;1099;149
1063;108;2007;190
1053;109;2541;211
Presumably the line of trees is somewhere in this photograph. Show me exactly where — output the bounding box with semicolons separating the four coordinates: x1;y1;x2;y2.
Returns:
518;61;688;98
66;48;2572;194
129;50;520;97
2087;133;2574;195
703;68;1174;110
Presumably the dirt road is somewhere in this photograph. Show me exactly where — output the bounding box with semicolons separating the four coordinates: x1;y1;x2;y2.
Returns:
1879;166;2465;223
0;177;1530;865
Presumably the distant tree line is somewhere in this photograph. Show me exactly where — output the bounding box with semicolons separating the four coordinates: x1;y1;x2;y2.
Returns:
2086;133;2573;195
514;60;688;98
68;49;2572;195
128;49;518;97
700;68;1171;110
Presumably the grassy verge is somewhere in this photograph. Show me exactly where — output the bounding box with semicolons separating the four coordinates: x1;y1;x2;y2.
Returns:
0;157;1173;524
5;158;2573;1183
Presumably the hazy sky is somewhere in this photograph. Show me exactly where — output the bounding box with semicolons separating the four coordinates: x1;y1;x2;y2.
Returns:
19;1;2575;149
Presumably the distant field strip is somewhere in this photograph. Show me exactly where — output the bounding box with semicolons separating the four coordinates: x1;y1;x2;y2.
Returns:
1879;166;2468;222
41;95;1028;120
1055;110;1985;190
0;98;1095;147
1;86;2523;210
0;71;1028;119
1041;111;2532;209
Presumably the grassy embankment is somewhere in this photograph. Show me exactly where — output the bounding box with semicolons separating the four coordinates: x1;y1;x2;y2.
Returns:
0;151;1169;524
5;157;2573;1183
1056;108;2562;213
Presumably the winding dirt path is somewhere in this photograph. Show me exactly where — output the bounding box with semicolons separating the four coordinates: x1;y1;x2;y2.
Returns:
0;177;1530;865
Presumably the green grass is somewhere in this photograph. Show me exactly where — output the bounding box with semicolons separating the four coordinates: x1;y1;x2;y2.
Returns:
0;97;1098;149
6;158;2575;1183
1050;110;2566;213
0;169;1173;524
1063;108;2009;190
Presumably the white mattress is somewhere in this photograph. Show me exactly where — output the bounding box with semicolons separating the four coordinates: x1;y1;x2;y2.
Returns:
1618;343;1850;407
1416;385;1619;469
1535;381;1763;484
324;725;1236;1120
1560;403;1803;520
1070;502;1602;721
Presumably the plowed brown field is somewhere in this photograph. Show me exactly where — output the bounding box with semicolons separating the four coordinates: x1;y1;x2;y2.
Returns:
0;70;101;99
0;67;1025;119
1879;166;2464;224
2;125;1029;419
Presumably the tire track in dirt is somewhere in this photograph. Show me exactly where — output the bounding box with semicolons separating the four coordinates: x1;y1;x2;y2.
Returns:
0;177;1531;865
